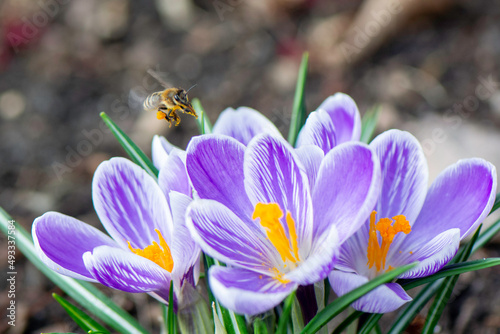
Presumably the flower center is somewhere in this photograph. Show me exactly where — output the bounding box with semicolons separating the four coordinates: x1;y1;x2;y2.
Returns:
128;229;174;272
252;202;300;283
366;211;411;272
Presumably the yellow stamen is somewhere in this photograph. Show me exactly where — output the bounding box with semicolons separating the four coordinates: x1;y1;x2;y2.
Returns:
366;211;411;272
252;202;300;283
269;267;291;284
128;229;174;272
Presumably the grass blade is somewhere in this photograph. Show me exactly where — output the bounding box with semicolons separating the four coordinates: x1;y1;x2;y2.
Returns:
301;262;417;334
100;112;158;178
387;279;443;334
473;217;500;253
288;52;309;146
360;105;380;143
421;227;481;334
358;313;383;334
166;280;177;334
0;207;148;334
331;310;362;334
53;293;110;334
391;228;481;334
204;255;247;334
276;291;297;334
489;192;500;215
192;98;213;134
253;318;268;334
401;258;500;290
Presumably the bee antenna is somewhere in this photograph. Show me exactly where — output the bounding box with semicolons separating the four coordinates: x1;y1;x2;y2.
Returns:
186;84;197;93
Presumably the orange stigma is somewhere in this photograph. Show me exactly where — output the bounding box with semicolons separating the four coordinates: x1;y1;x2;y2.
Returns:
252;202;300;283
128;229;174;272
366;211;411;272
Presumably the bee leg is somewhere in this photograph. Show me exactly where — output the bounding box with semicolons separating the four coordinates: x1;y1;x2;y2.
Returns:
171;109;181;126
183;106;198;119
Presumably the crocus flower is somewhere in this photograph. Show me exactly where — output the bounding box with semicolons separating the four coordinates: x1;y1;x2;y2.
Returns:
295;93;361;153
33;157;201;310
184;133;381;315
211;106;282;145
328;129;497;313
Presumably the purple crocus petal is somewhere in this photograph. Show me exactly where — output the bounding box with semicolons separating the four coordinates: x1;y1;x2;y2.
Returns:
313;142;381;244
212;107;283;146
335;233;369;274
370;130;428;223
169;191;200;287
209;266;297;316
408;158;496;242
152;135;178;169
32;212;117;281
317;93;361;144
93;157;173;249
295;110;337;154
186;199;276;272
83;245;171;299
244;134;313;250
295;145;324;189
285;224;339;285
158;151;191;200
329;270;411;313
186;134;253;219
395;228;460;279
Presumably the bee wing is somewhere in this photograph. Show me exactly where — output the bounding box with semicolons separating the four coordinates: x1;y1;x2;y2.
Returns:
147;69;172;89
129;87;153;112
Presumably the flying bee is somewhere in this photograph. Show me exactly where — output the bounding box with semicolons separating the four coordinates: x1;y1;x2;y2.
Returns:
143;69;198;127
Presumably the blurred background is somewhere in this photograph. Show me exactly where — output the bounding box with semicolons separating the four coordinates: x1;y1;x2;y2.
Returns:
1;0;500;332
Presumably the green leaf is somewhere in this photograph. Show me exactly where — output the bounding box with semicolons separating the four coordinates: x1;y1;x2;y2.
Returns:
192;98;213;134
358;313;383;334
387;279;443;334
166;281;177;334
473;216;500;253
489;192;500;215
213;302;228;334
401;258;500;290
330;310;362;334
252;318;268;334
291;296;304;333
100;112;158;178
204;255;247;334
360;105;380;143
301;262;417;334
421;226;481;334
276;290;296;334
357;313;383;334
390;228;481;334
288;52;309;146
53;293;110;334
0;208;148;334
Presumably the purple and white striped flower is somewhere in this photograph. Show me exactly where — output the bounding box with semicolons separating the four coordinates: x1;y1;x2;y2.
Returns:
329;129;497;313
33;157;201;310
184;133;381;315
296;93;361;153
